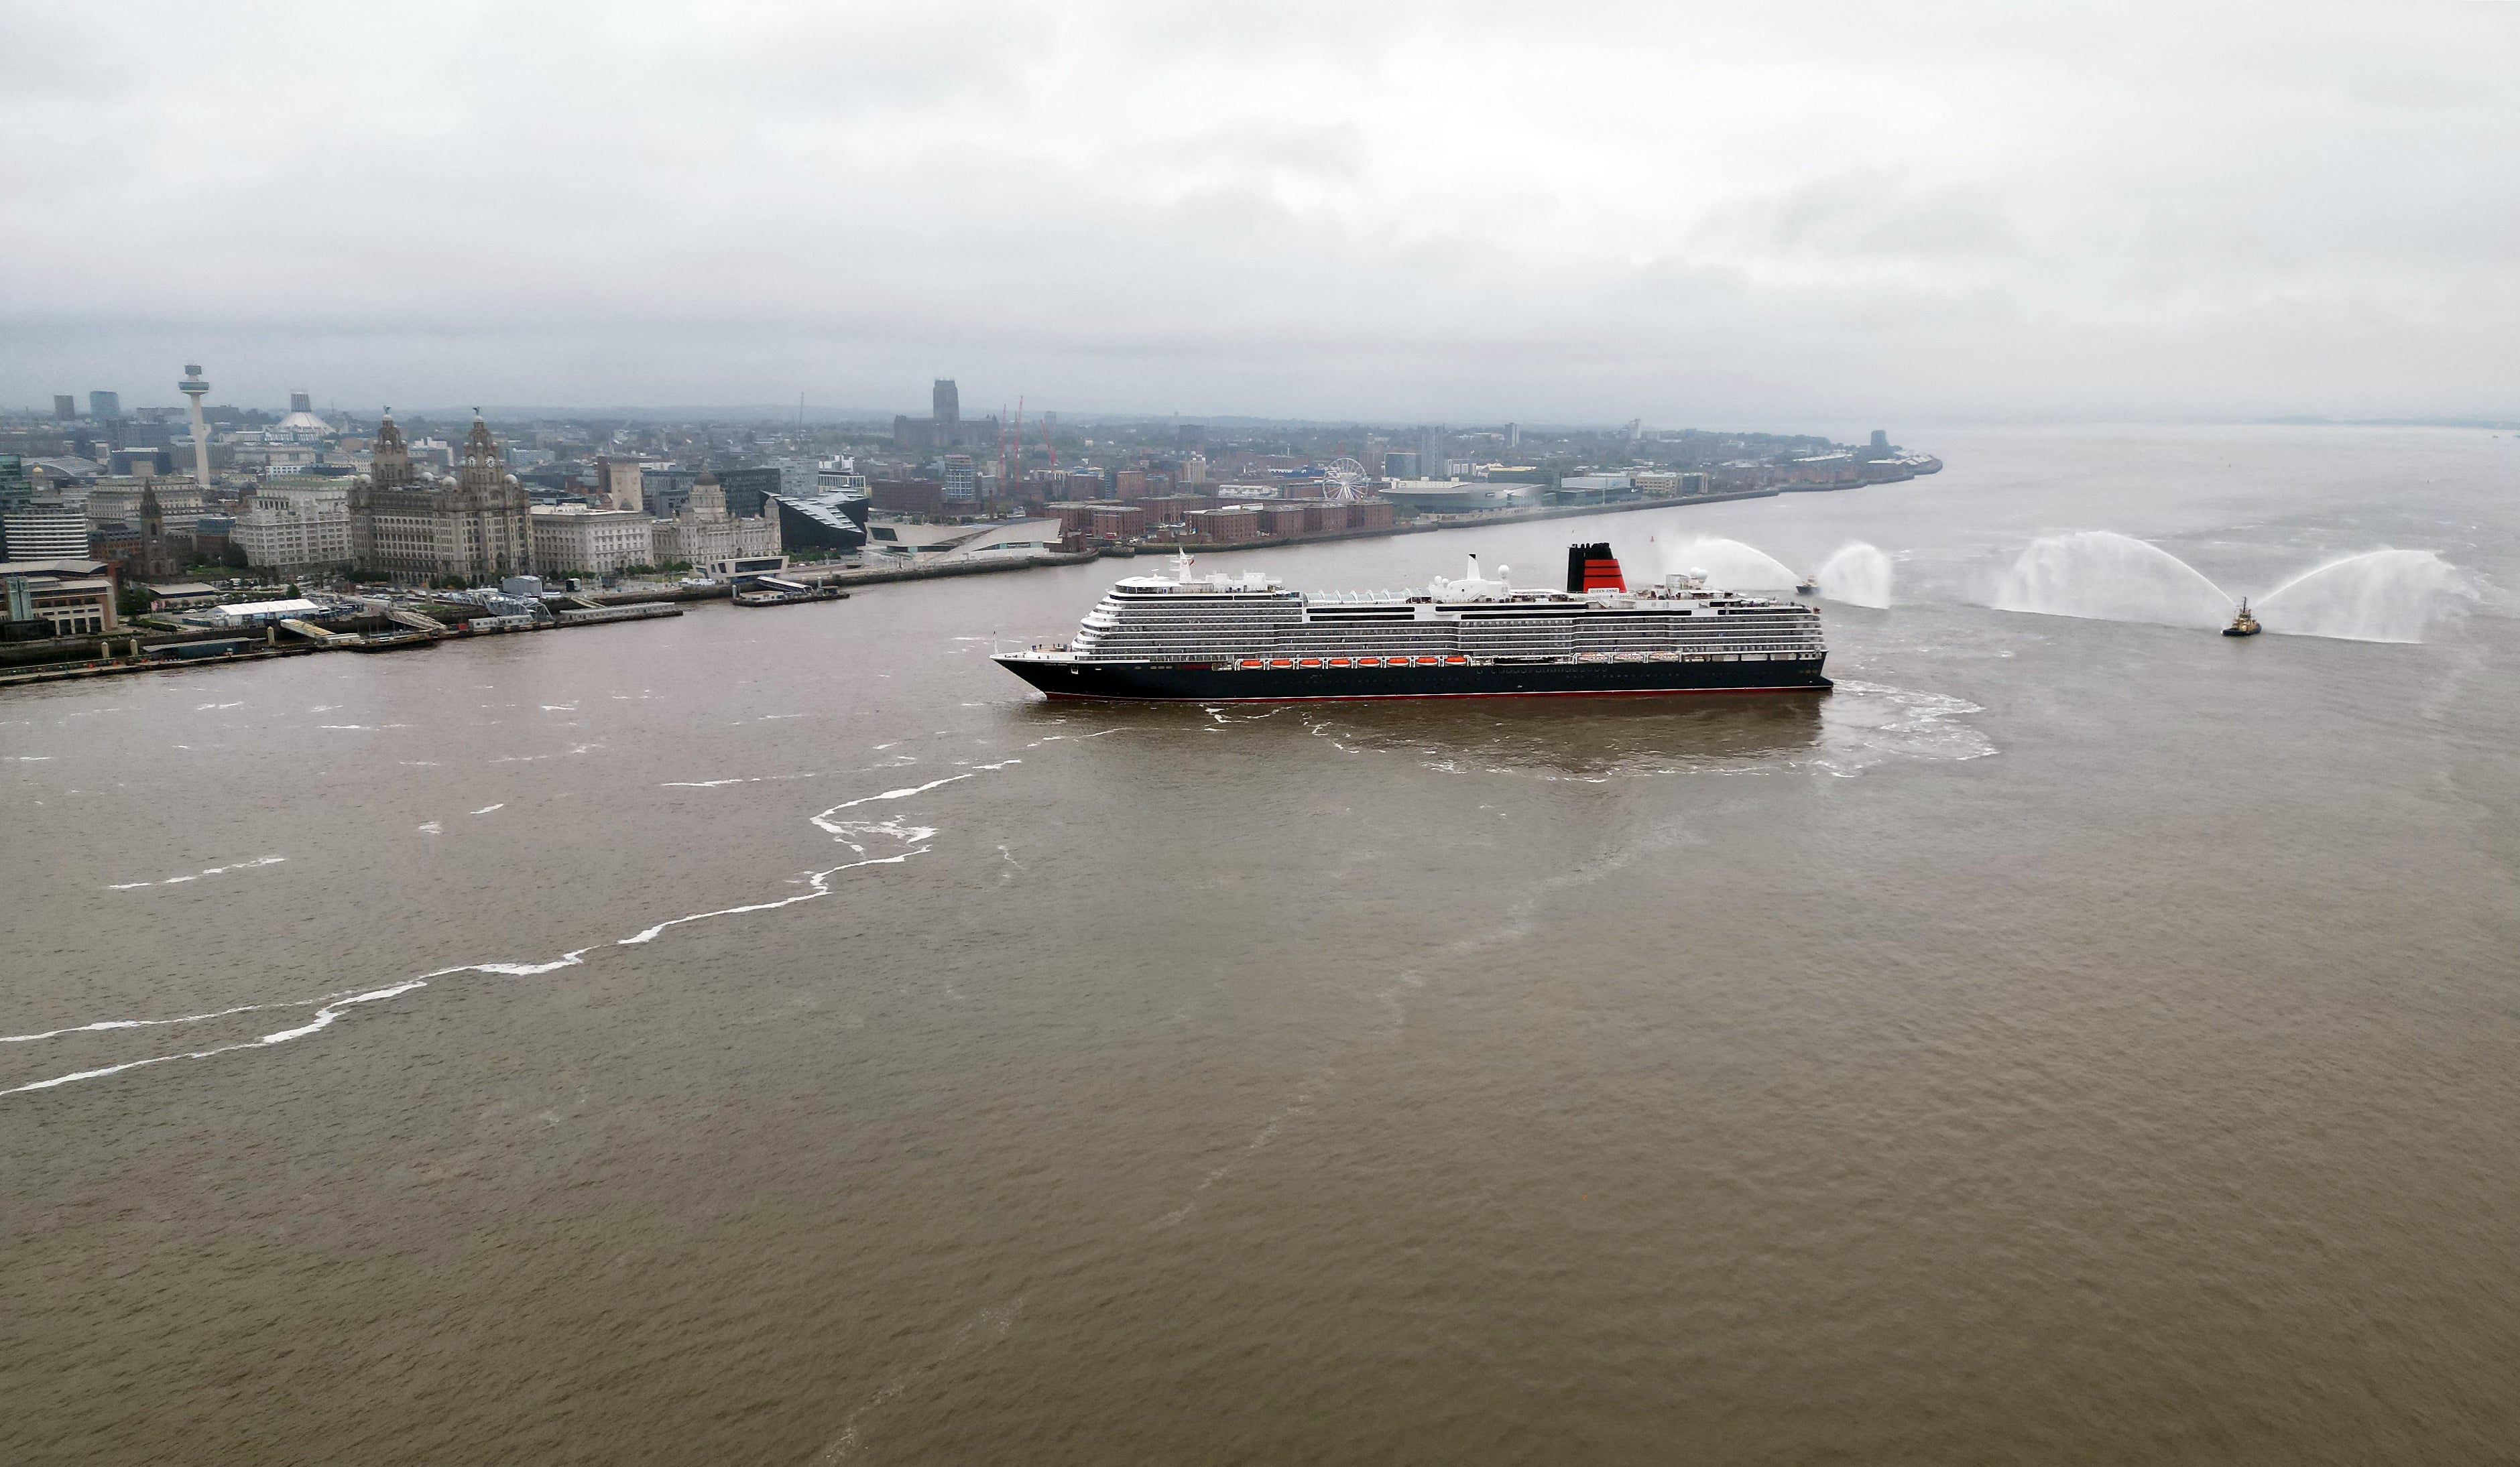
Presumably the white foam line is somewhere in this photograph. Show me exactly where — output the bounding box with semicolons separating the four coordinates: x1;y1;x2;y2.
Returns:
616;852;921;946
810;767;1002;818
471;804;504;815
3;997;320;1043
105;855;286;891
1;980;429;1096
6;745;1068;1100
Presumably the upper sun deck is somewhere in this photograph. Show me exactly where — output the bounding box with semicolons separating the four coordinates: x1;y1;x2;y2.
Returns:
1105;553;1801;616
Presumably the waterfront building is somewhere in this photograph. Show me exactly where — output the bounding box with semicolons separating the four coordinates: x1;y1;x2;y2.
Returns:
1134;495;1214;531
1258;504;1309;536
1558;474;1636;503
1088;505;1146;540
528;505;654;576
650;468;780;569
1381;478;1544;514
0;558;120;637
1184;505;1263;541
348;411;531;584
769;492;869;554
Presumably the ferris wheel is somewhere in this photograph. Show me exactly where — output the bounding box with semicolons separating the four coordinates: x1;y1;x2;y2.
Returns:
1323;457;1368;500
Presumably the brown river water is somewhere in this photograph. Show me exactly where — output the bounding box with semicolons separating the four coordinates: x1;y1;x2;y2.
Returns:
5;425;2517;1462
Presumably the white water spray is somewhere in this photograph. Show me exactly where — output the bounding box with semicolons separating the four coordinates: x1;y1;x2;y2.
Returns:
1815;543;1893;607
2255;550;2470;643
1994;531;2234;629
1659;536;1799;590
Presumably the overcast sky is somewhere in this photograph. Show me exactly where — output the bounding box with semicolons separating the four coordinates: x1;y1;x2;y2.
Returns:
5;1;2515;426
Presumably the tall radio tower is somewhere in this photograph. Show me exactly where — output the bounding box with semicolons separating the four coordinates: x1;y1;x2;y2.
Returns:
178;364;212;492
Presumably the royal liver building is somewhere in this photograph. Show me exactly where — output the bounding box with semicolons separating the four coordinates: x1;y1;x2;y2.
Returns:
349;411;530;584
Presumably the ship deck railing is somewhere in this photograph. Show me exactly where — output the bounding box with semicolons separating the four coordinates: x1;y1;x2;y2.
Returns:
1044;648;1827;667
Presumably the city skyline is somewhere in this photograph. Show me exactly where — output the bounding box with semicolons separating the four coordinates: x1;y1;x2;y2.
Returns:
7;3;2516;424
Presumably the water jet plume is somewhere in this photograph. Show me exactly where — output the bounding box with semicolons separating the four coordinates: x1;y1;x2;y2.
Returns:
2255;550;2470;643
1660;536;1799;590
1816;543;1893;607
1994;531;2232;629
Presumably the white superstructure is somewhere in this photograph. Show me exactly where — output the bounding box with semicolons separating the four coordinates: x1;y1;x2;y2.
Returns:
1062;552;1824;667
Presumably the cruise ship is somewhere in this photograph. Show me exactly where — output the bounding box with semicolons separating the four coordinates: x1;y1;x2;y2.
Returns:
993;543;1830;702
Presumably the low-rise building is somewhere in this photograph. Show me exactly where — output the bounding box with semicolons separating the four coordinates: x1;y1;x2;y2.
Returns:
1;558;119;637
210;596;325;628
1134;495;1215;529
1185;505;1262;542
1087;505;1146;540
141;581;227;610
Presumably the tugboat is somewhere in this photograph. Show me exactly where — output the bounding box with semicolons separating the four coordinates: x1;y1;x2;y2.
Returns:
2223;598;2262;637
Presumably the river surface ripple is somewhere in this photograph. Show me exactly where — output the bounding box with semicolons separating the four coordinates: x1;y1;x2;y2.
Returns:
5;425;2519;1463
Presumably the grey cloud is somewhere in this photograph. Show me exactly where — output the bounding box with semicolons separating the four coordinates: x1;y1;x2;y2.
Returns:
3;0;2516;421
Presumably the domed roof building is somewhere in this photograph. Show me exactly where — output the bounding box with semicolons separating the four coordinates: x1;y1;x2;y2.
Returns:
349;409;531;584
272;392;334;440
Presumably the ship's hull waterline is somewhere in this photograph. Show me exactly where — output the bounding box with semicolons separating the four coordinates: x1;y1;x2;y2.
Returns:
996;653;1830;702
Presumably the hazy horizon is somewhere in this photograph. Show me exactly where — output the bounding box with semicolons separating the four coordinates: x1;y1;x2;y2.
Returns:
8;1;2515;424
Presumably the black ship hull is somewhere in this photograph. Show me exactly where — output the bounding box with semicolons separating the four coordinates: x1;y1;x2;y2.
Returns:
994;655;1829;702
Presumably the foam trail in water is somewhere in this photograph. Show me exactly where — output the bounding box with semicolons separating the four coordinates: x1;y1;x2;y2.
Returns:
1657;536;1799;590
2;736;1095;1098
1816;543;1894;607
107;854;286;891
2254;549;2470;643
1;980;430;1095
3;999;320;1044
1994;531;2232;628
